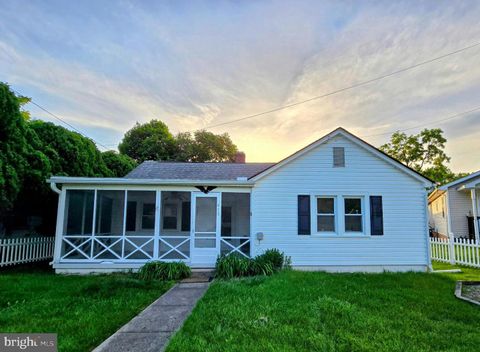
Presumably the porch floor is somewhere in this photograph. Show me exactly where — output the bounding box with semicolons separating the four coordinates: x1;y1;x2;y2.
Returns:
93;281;210;352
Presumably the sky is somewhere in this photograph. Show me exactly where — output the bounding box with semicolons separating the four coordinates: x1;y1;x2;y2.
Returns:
1;0;479;172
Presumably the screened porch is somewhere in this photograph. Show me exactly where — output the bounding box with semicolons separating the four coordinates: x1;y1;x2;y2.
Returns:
58;189;251;266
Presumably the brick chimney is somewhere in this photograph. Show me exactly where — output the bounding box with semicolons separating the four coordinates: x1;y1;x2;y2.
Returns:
234;151;246;163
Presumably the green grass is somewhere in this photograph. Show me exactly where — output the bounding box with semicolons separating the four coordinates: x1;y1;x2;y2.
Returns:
0;263;173;352
431;261;480;281
167;267;480;352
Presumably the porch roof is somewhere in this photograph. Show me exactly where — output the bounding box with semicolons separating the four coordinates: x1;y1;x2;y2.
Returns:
125;161;275;180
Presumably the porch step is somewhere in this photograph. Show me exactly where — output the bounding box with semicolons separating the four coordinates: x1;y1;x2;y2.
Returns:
182;270;214;283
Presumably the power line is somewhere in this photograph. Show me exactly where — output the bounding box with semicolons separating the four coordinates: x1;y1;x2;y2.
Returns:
361;106;480;138
12;88;110;150
204;40;480;129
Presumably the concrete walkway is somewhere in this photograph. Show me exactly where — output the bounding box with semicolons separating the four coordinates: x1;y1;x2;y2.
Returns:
93;280;210;352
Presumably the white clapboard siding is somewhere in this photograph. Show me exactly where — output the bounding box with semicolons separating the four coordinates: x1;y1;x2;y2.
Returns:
447;189;472;238
0;237;55;267
251;134;429;269
430;237;480;268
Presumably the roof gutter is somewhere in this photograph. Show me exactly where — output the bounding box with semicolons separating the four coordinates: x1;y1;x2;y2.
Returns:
49;181;62;194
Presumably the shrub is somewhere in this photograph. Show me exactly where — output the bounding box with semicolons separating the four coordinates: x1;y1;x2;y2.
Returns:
138;261;191;281
215;254;251;279
215;248;289;279
258;249;284;271
250;255;274;276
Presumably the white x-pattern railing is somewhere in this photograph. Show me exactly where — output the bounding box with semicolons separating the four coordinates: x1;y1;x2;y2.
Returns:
158;236;190;260
221;236;250;257
61;234;251;262
61;235;155;261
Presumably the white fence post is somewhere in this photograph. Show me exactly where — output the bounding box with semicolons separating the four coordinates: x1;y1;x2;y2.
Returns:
0;237;55;267
448;233;455;264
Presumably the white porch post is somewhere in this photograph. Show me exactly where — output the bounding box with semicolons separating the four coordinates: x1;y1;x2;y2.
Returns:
153;190;161;260
471;189;479;244
53;188;66;264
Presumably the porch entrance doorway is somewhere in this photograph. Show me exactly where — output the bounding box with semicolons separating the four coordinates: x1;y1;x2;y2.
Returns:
191;193;220;267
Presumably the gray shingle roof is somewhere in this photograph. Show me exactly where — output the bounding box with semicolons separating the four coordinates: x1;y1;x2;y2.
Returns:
125;161;275;180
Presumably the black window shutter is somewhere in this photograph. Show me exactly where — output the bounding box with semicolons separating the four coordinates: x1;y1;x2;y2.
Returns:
370;196;383;236
298;195;311;235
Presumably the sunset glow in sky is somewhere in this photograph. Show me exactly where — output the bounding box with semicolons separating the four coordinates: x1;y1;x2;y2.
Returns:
1;1;479;172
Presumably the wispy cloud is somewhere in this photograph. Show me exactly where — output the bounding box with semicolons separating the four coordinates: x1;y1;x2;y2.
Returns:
0;0;479;171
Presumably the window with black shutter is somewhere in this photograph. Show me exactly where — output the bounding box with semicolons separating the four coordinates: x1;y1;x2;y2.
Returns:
298;195;311;235
370;196;383;236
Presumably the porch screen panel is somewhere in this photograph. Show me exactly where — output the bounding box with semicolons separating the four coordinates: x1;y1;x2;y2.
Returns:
221;193;250;257
159;192;191;260
61;190;94;260
93;190;125;260
125;191;156;260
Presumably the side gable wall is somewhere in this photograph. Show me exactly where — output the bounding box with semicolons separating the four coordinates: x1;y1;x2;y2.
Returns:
251;134;429;269
428;194;448;236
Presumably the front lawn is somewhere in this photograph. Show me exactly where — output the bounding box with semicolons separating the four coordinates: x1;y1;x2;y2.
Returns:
167;267;480;352
0;263;173;352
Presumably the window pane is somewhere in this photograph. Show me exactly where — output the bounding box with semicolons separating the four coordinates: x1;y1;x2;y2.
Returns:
127;191;156;235
161;191;191;234
64;190;94;235
317;198;334;214
345;215;362;232
221;193;250;237
317;215;335;232
345;198;362;214
95;190;125;236
195;197;217;233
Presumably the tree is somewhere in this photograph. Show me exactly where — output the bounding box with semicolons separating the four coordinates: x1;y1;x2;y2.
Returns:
118;120;177;162
0;83;50;213
379;128;464;185
29;120;111;177
102;151;137;177
175;130;238;162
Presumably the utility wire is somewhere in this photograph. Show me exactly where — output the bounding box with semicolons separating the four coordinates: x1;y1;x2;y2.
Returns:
12;88;110;150
361;106;480;138
204;40;480;129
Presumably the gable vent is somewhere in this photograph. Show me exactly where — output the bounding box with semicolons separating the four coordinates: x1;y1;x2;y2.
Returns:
333;147;345;167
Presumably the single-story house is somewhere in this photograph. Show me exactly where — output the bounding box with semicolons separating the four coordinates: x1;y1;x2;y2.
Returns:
428;171;480;241
48;128;433;274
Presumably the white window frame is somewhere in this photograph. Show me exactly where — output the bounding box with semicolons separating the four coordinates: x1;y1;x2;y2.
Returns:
314;196;337;234
310;194;370;237
343;196;364;233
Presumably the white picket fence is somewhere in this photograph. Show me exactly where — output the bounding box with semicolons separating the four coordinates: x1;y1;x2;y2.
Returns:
430;237;480;268
0;237;55;267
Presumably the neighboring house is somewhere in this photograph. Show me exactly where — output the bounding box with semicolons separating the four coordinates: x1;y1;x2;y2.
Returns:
428;171;480;241
48;128;433;273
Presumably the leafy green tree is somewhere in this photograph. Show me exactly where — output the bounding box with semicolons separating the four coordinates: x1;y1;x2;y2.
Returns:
29;120;111;177
118;120;177;162
175;130;238;162
0;83;50;213
102;151;137;177
380;128;464;185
